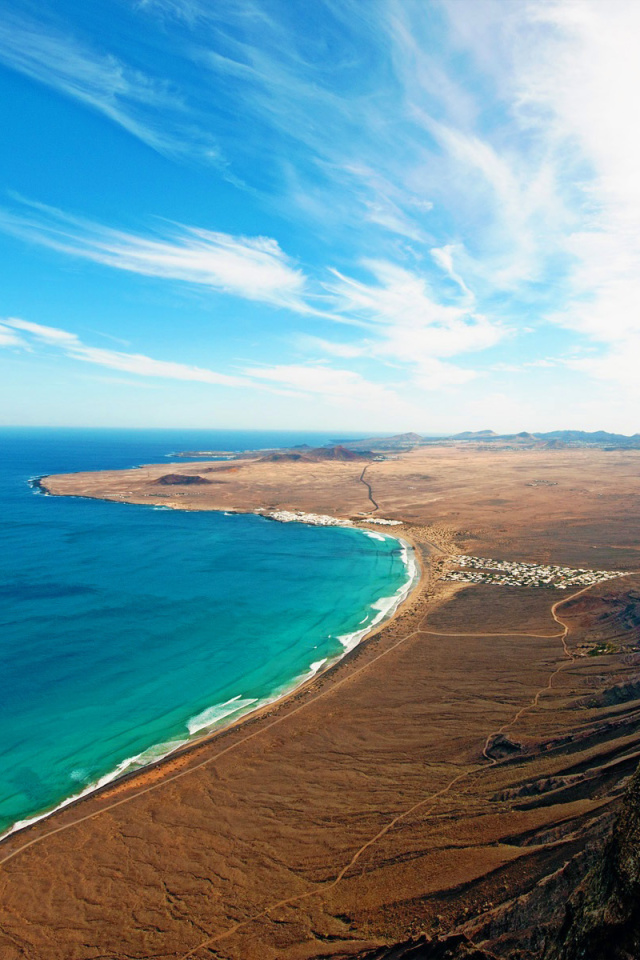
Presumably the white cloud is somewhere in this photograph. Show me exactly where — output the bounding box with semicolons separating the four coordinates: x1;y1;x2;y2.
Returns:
518;1;640;397
324;259;502;384
1;318;413;415
395;2;640;403
430;244;473;299
295;335;365;359
0;323;27;348
243;362;413;414
7;318;79;345
567;338;640;398
3;318;246;387
328;261;465;332
412;358;478;390
525;358;559;369
0;11;219;160
0;199;310;312
337;164;430;242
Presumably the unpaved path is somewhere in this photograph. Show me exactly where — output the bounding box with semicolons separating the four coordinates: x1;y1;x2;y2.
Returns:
359;464;379;512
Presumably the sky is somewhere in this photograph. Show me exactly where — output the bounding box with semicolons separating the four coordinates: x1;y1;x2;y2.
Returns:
0;0;639;434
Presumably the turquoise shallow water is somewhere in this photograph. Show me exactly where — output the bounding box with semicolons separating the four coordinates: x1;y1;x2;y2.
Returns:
0;429;413;835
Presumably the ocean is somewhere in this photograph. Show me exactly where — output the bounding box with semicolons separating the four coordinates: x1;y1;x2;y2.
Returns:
0;429;414;836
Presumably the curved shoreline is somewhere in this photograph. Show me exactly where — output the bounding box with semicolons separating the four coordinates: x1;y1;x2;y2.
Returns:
0;512;423;844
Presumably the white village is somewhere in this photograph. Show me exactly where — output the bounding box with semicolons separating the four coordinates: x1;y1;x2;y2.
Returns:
442;555;627;590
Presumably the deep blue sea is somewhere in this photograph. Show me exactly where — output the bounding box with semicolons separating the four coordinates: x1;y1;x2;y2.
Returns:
0;429;413;835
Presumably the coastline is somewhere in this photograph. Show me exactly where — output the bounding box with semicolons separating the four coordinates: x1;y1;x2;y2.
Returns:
1;511;423;844
6;443;640;959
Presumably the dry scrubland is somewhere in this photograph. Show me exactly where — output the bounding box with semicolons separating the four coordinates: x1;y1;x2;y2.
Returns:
1;446;640;959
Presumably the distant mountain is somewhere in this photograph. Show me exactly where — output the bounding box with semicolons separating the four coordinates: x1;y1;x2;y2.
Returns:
336;429;640;452
260;445;373;463
538;430;640;446
259;452;309;462
338;432;426;451
307;444;373;461
156;474;212;485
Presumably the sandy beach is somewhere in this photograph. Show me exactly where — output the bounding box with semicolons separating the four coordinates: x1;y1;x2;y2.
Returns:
1;445;640;958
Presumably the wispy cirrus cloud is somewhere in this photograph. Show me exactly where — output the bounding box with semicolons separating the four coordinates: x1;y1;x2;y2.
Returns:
161;0;564;286
3;317;412;414
3;318;247;386
0;194;503;391
0;323;27;348
0;198;310;313
242;361;415;417
439;0;640;399
530;1;640;349
115;0;564;322
133;1;436;244
567;339;640;399
0;10;217;161
323;258;504;388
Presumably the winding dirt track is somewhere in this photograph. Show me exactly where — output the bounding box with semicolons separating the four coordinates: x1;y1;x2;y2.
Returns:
359;464;379;512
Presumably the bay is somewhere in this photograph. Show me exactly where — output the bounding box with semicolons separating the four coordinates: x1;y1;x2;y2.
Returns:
0;429;412;835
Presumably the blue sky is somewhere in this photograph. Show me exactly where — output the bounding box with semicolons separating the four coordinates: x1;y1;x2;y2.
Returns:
0;0;638;432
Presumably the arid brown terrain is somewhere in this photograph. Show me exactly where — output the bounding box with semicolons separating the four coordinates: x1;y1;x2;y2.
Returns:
2;445;640;959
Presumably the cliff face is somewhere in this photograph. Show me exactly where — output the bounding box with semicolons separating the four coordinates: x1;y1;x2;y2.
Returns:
545;765;640;960
333;765;640;960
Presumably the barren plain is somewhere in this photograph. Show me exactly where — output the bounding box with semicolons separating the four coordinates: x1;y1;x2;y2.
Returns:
1;445;640;959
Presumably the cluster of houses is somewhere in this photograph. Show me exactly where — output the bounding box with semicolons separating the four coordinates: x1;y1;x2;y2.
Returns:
441;554;626;590
265;510;353;526
365;517;403;526
265;510;403;528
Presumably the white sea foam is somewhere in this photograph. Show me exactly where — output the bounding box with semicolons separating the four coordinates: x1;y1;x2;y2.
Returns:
337;536;418;654
336;629;366;653
1;735;189;841
307;658;327;678
187;695;258;735
2;693;268;840
2;673;326;841
28;477;48;496
362;530;387;542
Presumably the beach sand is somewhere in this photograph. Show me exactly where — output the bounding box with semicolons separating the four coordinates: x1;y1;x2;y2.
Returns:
1;445;640;959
